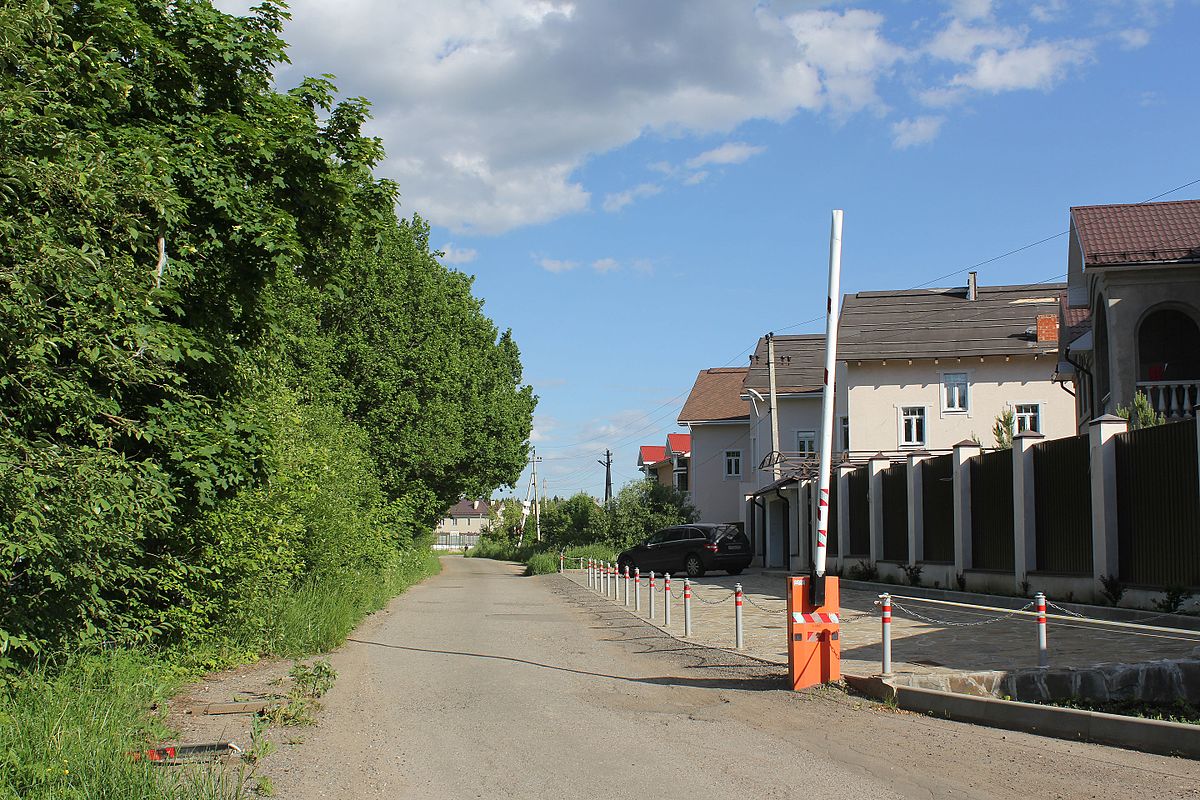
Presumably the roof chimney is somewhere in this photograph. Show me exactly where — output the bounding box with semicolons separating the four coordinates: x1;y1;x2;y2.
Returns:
1036;314;1059;343
967;271;978;301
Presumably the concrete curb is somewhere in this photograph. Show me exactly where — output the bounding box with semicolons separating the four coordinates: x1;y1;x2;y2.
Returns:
843;673;1200;760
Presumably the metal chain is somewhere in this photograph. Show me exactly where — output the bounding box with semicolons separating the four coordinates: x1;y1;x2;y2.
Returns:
693;589;737;605
838;610;877;624
1045;600;1086;618
891;600;1033;627
741;594;787;613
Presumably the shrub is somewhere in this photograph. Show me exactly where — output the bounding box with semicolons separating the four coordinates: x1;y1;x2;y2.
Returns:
847;560;880;582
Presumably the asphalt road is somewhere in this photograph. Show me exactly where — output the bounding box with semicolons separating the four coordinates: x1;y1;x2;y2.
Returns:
266;557;1200;799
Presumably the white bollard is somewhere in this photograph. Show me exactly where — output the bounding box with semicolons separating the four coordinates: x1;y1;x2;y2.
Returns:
635;568;642;612
559;552;564;574
604;562;610;596
684;579;692;637
624;565;631;606
588;558;593;588
880;593;892;677
649;571;656;619
664;573;672;626
735;583;744;650
1036;592;1048;668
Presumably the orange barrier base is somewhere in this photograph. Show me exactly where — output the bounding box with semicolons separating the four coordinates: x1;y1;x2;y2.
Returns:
787;576;841;691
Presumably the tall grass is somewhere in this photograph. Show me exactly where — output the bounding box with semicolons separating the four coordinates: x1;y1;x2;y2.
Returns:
525;544;616;576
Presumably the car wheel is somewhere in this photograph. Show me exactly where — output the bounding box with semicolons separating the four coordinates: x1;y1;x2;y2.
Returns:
685;554;705;578
726;567;744;575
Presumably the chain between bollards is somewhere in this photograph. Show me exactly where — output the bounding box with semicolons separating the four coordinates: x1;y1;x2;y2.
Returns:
683;578;692;637
735;583;744;650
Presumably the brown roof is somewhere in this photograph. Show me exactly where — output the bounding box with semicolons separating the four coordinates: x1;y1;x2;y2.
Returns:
1071;199;1200;267
838;282;1065;361
678;368;750;423
743;335;826;394
446;498;491;518
1059;292;1091;345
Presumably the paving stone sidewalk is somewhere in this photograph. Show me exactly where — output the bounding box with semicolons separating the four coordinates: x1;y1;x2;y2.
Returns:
565;568;1200;678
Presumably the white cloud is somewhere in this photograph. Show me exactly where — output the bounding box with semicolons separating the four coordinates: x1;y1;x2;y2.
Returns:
439;243;478;264
950;39;1092;92
927;20;1024;64
947;0;994;21
602;183;662;213
891;115;945;149
683;170;709;186
685;142;766;169
1118;28;1151;49
781;9;907;112
535;256;578;273
1030;1;1067;23
592;258;620;273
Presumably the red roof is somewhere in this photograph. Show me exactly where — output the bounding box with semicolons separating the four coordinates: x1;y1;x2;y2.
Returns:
1072;199;1200;267
666;433;691;456
638;445;668;466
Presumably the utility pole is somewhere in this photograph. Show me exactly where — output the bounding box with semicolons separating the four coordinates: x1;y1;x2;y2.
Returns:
532;448;541;542
767;333;781;480
597;449;613;505
517;448;542;546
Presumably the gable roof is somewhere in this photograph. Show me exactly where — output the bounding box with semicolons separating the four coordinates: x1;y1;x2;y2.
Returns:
1071;199;1200;267
678;368;751;423
638;445;668;467
839;282;1065;361
666;433;691;456
446;498;491;518
743;334;826;394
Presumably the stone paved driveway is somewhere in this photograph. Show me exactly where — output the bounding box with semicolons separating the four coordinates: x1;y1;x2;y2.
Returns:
565;568;1200;678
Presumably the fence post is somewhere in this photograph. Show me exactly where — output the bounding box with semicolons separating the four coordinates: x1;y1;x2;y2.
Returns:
684;579;692;637
880;593;892;676
664;574;672;626
649;571;656;619
735;583;744;650
635;568;641;612
1035;591;1048;667
1089;415;1127;595
624;565;631;606
953;439;982;580
1012;430;1044;591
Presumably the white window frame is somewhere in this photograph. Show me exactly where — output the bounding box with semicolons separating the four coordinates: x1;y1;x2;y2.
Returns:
795;430;817;456
1015;403;1041;434
942;371;970;413
899;406;927;448
724;449;742;480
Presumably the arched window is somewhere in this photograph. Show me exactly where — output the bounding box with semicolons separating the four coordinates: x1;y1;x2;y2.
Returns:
1138;307;1200;381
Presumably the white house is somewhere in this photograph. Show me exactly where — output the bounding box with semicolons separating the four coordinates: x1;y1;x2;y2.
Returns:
434;499;492;550
677;367;750;526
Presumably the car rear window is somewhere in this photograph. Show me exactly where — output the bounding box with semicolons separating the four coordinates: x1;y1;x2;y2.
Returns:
710;524;744;542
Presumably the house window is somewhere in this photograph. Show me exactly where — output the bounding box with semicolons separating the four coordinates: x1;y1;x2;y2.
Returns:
796;430;817;456
943;372;969;412
724;450;742;479
840;417;850;451
1015;404;1040;433
901;407;926;447
674;471;689;492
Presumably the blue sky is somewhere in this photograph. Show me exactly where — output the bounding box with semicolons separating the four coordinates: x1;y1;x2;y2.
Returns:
215;0;1200;500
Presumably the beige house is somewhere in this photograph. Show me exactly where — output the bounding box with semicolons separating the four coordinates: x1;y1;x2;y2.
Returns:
434;499;492;550
1059;199;1200;428
677;367;750;526
636;434;691;491
838;274;1076;455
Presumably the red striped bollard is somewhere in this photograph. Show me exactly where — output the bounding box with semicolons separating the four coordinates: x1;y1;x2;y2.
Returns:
735;583;744;650
1035;592;1048;667
683;579;692;637
649;571;656;618
624;565;631;606
559;552;564;573
634;568;642;612
589;558;595;589
664;573;672;626
880;593;892;676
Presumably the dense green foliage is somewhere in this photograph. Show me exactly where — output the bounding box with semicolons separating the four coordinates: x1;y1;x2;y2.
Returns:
0;0;533;665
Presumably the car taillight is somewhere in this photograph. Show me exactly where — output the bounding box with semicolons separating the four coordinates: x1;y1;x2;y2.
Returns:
705;542;719;553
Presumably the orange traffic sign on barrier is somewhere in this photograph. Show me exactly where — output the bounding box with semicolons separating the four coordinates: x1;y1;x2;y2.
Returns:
787;576;840;690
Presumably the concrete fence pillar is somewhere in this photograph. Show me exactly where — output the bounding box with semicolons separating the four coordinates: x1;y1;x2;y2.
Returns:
1089;414;1128;591
952;439;982;578
1012;430;1044;590
906;451;930;565
868;454;889;565
837;462;855;567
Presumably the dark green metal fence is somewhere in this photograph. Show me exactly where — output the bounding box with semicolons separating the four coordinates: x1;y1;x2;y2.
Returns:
847;465;870;557
921;454;954;562
970;449;1014;571
1033;433;1092;575
1116;419;1200;587
881;462;908;561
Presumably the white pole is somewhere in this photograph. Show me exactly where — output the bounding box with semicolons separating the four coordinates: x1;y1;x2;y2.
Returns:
768;334;781;481
814;209;844;578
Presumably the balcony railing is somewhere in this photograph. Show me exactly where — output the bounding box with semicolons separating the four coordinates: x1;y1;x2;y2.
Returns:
1136;380;1200;419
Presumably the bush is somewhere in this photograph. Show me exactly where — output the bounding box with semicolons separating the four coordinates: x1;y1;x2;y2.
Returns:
523;544;617;576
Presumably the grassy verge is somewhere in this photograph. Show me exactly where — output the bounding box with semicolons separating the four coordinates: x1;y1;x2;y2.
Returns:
467;539;616;576
1039;698;1200;725
0;549;440;800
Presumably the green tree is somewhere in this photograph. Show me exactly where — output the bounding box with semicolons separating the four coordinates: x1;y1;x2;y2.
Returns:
992;408;1015;449
607;480;697;550
1117;391;1167;430
541;492;606;548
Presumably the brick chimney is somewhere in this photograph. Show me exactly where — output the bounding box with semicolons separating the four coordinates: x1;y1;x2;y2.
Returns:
1036;314;1059;343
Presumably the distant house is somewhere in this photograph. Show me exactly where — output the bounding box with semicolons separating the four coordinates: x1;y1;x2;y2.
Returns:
636;434;692;492
1059;199;1200;427
677;367;750;525
637;445;670;485
434;499;492;550
838;273;1076;454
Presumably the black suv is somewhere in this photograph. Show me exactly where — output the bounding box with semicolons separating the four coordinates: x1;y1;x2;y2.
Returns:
616;523;752;578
